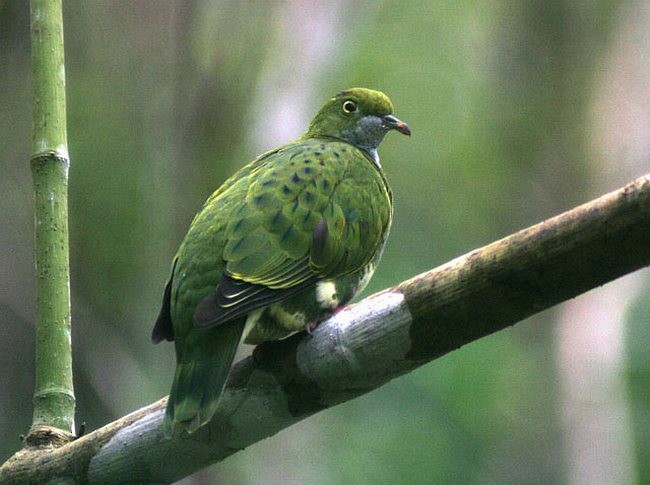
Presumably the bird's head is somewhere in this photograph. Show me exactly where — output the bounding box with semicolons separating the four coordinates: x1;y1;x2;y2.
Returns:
303;88;410;164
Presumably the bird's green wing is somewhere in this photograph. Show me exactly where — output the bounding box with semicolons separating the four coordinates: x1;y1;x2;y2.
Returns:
193;138;392;328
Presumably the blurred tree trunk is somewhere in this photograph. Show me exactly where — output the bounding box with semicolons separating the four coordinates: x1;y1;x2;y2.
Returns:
491;1;638;482
556;3;650;483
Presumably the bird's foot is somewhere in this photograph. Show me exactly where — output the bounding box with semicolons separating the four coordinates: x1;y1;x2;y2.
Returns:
305;321;319;336
304;305;345;336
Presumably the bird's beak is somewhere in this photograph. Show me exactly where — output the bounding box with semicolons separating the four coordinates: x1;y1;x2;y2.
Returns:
383;114;411;136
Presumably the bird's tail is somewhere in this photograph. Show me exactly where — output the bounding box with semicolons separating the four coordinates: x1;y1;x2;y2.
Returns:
162;319;247;436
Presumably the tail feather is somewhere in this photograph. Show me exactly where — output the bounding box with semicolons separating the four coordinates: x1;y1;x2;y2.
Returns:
163;319;247;436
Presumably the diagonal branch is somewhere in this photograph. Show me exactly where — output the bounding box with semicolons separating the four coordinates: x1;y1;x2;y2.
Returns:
2;174;649;483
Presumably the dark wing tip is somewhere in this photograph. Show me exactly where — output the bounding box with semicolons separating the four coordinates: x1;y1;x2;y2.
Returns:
194;291;223;328
194;272;319;329
193;274;271;328
152;277;175;343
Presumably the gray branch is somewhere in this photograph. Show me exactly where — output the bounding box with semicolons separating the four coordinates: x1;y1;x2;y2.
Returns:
2;174;649;484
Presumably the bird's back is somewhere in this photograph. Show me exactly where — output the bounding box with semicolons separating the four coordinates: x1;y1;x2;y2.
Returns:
168;137;392;340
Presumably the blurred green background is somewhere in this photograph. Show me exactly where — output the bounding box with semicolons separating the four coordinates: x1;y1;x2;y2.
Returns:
1;1;649;483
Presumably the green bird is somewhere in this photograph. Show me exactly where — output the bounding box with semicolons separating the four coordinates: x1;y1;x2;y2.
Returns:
152;87;410;435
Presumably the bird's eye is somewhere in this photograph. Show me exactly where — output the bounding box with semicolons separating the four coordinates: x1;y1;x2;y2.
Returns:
342;100;357;113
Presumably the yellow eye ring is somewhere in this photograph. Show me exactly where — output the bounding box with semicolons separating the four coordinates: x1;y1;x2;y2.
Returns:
342;100;357;113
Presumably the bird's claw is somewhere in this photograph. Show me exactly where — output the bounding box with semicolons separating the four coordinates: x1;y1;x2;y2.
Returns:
305;321;319;336
305;305;346;336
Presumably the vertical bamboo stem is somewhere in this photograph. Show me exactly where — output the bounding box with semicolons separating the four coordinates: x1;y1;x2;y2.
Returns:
28;0;75;442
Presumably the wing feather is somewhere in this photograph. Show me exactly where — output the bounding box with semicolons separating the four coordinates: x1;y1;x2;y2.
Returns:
194;139;392;328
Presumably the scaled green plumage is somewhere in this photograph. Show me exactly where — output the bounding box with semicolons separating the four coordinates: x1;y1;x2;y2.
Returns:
153;88;410;435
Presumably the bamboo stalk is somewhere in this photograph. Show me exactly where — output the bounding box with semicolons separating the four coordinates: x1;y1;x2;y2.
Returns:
28;0;75;444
